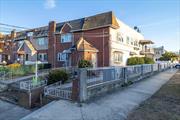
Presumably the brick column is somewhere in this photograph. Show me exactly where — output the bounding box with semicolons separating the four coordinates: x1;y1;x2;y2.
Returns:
48;21;56;68
71;78;79;101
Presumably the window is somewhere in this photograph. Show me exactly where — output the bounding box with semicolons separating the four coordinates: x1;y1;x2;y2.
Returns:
126;36;130;44
57;52;67;61
38;53;47;61
25;54;28;61
117;32;123;42
61;33;72;43
113;52;123;63
131;38;134;45
37;38;46;45
134;40;138;47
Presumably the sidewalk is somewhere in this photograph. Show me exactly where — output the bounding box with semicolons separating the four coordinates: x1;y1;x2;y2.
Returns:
21;69;177;120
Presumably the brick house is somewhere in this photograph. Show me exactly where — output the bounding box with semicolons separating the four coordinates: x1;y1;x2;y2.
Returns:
0;11;153;67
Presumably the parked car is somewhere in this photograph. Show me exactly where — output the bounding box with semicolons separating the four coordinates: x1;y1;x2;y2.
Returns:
175;63;180;69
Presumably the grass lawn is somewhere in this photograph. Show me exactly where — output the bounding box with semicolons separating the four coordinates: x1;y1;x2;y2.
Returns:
127;70;180;120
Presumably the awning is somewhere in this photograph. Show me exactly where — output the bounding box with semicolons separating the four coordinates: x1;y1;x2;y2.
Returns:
139;40;154;45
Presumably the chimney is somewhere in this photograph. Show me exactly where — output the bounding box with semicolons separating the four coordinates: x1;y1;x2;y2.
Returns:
48;21;56;68
11;29;16;39
49;21;56;35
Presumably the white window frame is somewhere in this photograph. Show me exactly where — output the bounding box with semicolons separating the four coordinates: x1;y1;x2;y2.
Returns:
113;52;123;63
117;32;123;42
57;52;67;61
37;38;46;46
38;53;48;61
61;33;72;43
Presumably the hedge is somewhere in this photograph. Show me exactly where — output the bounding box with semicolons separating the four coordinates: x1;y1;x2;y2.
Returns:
127;57;154;65
47;69;69;85
78;60;93;68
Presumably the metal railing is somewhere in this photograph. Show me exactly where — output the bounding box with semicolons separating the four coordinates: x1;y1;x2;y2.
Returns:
79;63;174;102
44;81;72;100
0;71;13;81
19;79;47;91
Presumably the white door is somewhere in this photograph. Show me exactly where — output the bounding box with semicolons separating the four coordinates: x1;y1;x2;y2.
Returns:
91;53;97;68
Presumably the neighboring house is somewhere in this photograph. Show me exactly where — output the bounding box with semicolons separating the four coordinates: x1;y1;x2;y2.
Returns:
153;46;165;61
0;31;15;64
0;11;154;67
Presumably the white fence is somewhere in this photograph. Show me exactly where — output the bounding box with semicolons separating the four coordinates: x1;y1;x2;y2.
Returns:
20;80;47;91
44;81;72;100
79;63;174;102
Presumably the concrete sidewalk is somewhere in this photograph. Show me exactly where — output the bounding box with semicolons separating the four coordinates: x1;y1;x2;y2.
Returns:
21;69;177;120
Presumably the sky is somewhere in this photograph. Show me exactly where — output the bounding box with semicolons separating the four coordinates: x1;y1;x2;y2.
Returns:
0;0;180;52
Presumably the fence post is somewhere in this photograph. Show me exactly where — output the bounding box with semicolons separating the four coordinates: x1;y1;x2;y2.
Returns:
141;65;144;77
71;78;79;102
79;68;87;102
151;64;153;74
123;67;127;84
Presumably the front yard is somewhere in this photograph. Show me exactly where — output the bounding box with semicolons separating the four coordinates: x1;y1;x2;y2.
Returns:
127;70;180;120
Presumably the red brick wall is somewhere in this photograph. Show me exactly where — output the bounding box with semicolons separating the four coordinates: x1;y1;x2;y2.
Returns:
48;21;56;67
73;27;110;67
52;27;110;67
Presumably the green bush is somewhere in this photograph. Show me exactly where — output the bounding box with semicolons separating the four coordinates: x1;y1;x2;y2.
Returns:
127;57;144;65
143;57;155;64
47;69;69;85
78;60;93;68
0;66;9;72
8;65;35;76
127;57;155;65
38;63;51;70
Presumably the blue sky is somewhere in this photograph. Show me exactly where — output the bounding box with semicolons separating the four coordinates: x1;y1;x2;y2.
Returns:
0;0;179;52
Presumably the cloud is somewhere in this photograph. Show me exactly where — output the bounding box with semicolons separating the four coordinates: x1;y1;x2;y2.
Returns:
44;0;56;9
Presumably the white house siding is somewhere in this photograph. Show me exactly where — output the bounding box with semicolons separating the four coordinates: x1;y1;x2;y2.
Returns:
109;18;144;66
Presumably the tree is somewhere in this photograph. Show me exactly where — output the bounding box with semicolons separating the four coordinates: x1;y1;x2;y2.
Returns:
159;52;178;61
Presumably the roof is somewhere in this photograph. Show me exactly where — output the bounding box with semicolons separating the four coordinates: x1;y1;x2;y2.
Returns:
14;11;119;40
82;11;119;30
139;40;154;45
76;37;98;52
17;40;37;55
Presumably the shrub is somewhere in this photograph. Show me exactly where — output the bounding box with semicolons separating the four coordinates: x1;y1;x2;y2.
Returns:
0;66;9;72
127;57;155;65
47;69;69;85
78;60;93;68
7;63;21;69
127;57;144;65
38;63;51;70
143;57;155;64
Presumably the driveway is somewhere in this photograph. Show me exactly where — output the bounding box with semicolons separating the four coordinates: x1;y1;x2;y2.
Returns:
21;69;177;120
0;100;31;120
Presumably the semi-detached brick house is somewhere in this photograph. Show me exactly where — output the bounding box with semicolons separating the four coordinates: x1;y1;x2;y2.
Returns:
0;11;154;67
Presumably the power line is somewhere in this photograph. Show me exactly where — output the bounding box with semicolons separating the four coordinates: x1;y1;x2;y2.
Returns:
0;23;29;29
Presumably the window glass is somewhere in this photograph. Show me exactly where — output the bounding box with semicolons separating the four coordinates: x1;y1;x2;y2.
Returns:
37;38;46;45
126;36;130;44
38;53;48;61
117;32;123;42
61;33;72;43
113;52;123;63
57;53;67;61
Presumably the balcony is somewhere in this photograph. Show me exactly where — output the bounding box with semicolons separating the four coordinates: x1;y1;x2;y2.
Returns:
140;48;154;55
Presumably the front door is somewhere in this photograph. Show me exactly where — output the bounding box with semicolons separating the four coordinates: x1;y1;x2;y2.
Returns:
91;53;97;68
